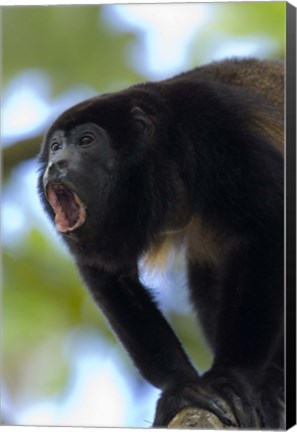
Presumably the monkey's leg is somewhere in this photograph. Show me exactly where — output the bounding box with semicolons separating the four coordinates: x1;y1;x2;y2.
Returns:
191;234;284;429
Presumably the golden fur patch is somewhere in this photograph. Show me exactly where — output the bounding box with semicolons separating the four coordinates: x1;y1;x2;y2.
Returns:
142;216;228;272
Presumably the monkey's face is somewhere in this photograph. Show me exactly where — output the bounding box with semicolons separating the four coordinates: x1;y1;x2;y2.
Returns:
41;122;117;235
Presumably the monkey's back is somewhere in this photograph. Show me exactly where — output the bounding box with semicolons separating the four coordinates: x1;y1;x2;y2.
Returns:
174;58;284;110
161;58;284;154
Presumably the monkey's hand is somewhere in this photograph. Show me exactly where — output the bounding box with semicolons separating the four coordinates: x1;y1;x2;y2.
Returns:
153;377;237;428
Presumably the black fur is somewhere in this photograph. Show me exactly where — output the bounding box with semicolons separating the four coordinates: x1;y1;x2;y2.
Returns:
38;58;284;428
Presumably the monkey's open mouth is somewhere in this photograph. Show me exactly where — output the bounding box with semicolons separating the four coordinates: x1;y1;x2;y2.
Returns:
46;183;86;233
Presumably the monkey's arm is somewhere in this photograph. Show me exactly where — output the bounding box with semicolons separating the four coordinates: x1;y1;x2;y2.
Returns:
78;264;235;426
79;264;197;387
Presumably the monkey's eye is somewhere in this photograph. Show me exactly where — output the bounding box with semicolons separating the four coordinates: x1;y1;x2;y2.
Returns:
79;135;95;147
51;142;61;152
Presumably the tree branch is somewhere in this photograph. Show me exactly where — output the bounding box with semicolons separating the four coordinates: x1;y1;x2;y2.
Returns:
168;400;237;429
3;135;43;179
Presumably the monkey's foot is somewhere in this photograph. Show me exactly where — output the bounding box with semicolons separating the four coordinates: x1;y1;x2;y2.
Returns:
203;366;260;428
254;365;285;429
203;365;284;429
153;378;237;428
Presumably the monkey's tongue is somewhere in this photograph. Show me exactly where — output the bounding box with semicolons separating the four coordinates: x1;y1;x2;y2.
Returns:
47;183;86;233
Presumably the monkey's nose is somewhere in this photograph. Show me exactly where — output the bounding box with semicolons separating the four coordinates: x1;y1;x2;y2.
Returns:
43;160;68;190
51;160;68;174
47;160;68;178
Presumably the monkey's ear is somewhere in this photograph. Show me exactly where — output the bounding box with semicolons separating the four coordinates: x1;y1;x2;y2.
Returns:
131;106;155;136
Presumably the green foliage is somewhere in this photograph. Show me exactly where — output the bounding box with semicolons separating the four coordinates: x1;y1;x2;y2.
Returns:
3;228;115;402
2;6;143;94
215;2;285;41
190;3;285;65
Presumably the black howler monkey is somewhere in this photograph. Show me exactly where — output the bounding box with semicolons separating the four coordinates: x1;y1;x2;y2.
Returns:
38;58;284;429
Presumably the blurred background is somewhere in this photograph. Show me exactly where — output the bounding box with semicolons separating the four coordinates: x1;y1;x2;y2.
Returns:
1;2;285;428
